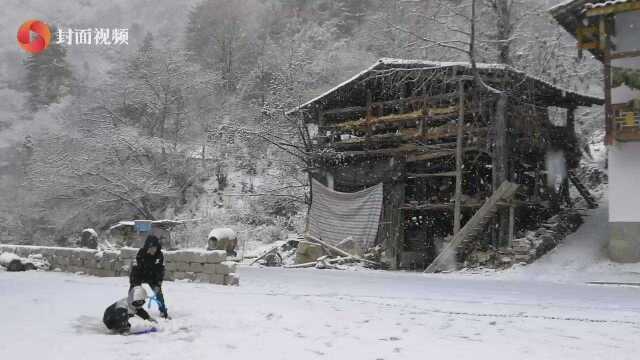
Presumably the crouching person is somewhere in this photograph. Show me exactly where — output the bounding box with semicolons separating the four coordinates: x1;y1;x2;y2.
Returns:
130;235;169;319
103;286;156;333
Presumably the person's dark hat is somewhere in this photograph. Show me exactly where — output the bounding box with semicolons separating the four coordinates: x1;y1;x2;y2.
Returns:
143;235;161;250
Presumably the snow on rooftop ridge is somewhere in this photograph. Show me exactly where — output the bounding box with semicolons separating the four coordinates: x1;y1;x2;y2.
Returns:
376;58;601;102
288;58;601;114
585;0;635;9
551;0;638;12
612;84;640;104
286;58;507;114
286;61;381;115
377;58;509;70
549;0;585;12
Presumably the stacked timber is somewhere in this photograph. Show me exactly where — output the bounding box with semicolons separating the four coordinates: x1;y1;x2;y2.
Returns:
464;208;584;268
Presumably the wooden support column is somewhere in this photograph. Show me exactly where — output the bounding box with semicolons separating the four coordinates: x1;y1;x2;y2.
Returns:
508;205;515;247
565;106;577;206
533;164;541;201
454;80;465;235
492;92;510;247
400;83;408;114
420;92;429;136
601;16;613;145
366;89;373;138
326;171;334;190
383;157;406;270
567;106;576;134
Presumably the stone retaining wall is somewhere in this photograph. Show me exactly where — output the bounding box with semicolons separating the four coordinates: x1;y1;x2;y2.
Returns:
0;244;239;286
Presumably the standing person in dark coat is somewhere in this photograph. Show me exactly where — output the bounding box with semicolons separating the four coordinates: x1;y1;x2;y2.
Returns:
129;235;170;319
103;286;157;333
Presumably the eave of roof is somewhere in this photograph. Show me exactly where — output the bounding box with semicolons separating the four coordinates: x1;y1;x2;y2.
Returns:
586;0;637;9
548;0;640;59
287;58;603;115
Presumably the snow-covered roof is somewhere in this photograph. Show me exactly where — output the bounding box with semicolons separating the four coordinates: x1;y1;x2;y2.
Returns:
612;84;640;104
287;58;603;115
108;219;186;231
108;221;135;231
547;0;636;13
585;0;637;9
549;0;639;61
81;228;98;237
549;0;584;12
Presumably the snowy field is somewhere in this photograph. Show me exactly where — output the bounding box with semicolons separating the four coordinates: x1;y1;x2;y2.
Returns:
3;198;640;360
2;264;640;360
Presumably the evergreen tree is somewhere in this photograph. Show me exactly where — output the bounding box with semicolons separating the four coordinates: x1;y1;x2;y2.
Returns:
23;29;73;111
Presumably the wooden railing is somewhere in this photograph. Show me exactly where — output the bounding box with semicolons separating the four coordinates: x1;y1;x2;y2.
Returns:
615;112;640;142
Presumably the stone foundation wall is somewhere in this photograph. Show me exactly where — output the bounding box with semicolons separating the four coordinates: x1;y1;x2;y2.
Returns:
609;222;640;263
0;244;239;286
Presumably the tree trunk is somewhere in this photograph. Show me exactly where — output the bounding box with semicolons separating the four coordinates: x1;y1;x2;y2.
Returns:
494;0;513;65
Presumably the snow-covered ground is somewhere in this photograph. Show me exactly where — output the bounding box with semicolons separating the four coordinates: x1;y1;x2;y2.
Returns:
2;262;640;360
450;195;640;284
3;182;640;360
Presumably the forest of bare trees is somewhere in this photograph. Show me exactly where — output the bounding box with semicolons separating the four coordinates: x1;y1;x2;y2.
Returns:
0;0;601;246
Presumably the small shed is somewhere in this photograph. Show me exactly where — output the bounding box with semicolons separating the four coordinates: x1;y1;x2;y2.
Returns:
108;219;182;249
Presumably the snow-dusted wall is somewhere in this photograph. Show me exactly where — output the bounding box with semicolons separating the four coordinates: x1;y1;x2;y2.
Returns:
609;142;640;222
0;245;239;286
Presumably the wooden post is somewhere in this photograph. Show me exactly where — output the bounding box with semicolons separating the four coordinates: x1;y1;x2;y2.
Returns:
384;158;406;270
400;83;408;114
420;92;429;136
567;106;576;134
454;80;465;235
601;16;613;145
533;164;541;201
326;172;334;190
508;205;515;247
493;92;510;247
366;89;373;138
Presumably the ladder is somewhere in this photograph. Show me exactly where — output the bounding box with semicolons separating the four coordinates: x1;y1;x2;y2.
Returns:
424;181;520;273
567;170;598;209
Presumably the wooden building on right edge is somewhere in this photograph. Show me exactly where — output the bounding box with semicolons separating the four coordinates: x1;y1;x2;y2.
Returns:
550;0;640;262
289;59;602;270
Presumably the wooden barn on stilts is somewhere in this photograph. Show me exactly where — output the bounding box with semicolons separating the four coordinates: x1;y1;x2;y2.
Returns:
288;58;603;271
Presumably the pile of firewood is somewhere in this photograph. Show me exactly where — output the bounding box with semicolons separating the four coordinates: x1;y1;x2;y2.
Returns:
284;236;385;270
463;209;583;269
248;234;387;270
511;210;584;264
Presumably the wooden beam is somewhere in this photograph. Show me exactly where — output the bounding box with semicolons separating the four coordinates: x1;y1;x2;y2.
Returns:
321;105;367;117
493;92;510;247
329;108;471;132
508;205;515;247
319;91;460;119
366;89;373;138
602;16;613;145
400;202;483;210
406;147;488;162
454;80;465;235
609;50;640;60
407;171;457;178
